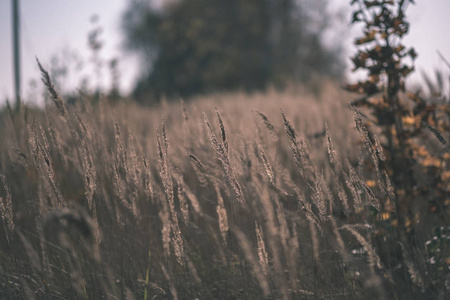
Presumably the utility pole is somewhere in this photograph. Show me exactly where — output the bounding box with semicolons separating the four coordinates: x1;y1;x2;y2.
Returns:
12;0;21;109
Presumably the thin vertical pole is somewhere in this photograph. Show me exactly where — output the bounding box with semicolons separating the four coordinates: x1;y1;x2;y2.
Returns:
12;0;21;108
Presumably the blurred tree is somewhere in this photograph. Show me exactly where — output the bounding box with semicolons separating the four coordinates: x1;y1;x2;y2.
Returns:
122;0;345;102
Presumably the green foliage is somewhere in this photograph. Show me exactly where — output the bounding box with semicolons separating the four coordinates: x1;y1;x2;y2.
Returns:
347;0;450;292
122;0;345;102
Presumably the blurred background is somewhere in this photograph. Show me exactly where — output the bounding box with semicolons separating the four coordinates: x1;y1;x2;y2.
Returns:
0;0;449;105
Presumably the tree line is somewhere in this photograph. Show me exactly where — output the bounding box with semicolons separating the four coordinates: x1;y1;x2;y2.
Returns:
122;0;346;102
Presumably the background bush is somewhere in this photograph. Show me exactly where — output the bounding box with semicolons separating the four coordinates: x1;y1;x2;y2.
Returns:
122;0;346;102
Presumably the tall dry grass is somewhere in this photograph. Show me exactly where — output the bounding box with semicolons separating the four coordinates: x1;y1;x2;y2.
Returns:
0;69;448;299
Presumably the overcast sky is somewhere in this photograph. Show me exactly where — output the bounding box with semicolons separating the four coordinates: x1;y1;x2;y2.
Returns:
0;0;449;105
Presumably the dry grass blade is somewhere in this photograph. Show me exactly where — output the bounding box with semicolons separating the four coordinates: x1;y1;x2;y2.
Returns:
253;110;278;140
184;149;206;172
257;142;275;186
183;184;203;216
332;172;350;215
253;110;276;132
215;107;228;153
373;134;386;161
233;227;271;296
281;110;314;178
346;160;363;211
276;204;290;263
298;199;322;232
309;220;320;262
161;119;169;157
204;113;245;203
128;129;141;185
398;242;428;291
258;187;289;296
255;221;269;275
142;153;154;200
127;130;141;221
157;123;184;266
174;166;189;225
0;173;14;241
312;173;329;220
34;125;66;207
157;126;172;201
422;121;450;152
325;122;341;168
180;99;189;122
45;110;66;165
36;58;67;118
359;179;380;211
170;219;184;267
215;184;229;244
281;110;303;176
342;225;383;271
159;209;171;259
349;104;369;142
75;113;97;214
113;115;130;179
350;104;383;184
383;170;396;203
281;110;297;143
112;154;132;212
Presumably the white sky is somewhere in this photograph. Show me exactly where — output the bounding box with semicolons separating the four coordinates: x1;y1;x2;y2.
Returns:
0;0;449;105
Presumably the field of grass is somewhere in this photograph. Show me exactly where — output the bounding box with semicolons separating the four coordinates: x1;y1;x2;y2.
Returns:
0;69;448;300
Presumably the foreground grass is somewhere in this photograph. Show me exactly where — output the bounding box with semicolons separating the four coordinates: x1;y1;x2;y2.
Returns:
0;83;448;299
